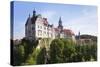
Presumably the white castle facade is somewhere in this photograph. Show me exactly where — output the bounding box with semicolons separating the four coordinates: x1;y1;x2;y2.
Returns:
25;10;76;41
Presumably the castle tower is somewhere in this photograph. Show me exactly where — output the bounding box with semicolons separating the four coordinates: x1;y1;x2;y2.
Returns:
58;17;63;33
57;17;63;38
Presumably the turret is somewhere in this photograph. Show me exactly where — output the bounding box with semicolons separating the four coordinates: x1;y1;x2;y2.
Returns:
78;31;80;40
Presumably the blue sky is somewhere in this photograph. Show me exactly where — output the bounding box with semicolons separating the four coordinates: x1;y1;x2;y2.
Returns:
13;1;98;39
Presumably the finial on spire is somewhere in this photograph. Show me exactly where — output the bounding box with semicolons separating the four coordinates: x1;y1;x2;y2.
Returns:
78;31;80;35
33;8;36;13
33;8;36;16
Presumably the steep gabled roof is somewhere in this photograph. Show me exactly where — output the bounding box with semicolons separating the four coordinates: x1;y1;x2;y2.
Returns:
25;17;30;26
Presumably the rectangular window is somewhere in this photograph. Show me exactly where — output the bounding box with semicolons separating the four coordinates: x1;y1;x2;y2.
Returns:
38;30;39;36
51;33;52;37
44;31;46;34
40;26;42;29
47;27;49;30
47;32;49;36
44;27;46;30
40;30;42;36
38;30;42;36
38;25;39;28
32;27;34;30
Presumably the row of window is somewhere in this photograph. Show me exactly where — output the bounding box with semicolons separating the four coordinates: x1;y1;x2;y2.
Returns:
37;25;53;31
37;30;53;37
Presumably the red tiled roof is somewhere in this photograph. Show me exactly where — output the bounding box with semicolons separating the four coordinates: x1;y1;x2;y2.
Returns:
54;28;74;35
63;29;75;35
54;28;59;32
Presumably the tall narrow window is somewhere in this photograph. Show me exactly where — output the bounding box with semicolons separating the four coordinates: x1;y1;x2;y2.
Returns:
38;25;39;28
44;27;46;30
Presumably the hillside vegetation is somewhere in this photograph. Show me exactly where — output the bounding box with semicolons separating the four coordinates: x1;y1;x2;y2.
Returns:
12;38;97;66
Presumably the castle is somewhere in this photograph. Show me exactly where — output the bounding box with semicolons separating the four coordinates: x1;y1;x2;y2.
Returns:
25;10;76;41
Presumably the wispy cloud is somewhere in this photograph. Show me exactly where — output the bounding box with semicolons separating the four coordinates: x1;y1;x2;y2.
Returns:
64;11;98;36
40;10;57;24
41;10;56;19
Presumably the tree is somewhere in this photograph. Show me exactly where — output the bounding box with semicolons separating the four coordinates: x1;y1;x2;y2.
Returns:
90;44;97;61
50;39;64;63
13;44;25;65
36;47;47;64
25;54;36;65
13;37;97;65
62;39;76;62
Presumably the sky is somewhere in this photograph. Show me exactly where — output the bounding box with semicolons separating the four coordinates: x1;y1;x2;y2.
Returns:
12;1;98;40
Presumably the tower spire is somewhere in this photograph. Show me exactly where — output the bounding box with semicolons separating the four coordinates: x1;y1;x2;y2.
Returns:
58;16;63;28
58;16;63;33
59;16;62;26
78;31;80;40
33;9;36;17
29;14;30;17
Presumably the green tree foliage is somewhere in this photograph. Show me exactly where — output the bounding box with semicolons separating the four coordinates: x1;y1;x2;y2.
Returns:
49;38;97;63
25;54;36;65
13;38;97;65
74;45;84;62
13;44;25;65
91;44;97;61
74;43;97;62
13;38;39;65
17;45;25;59
50;39;64;63
62;39;76;62
36;47;47;64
